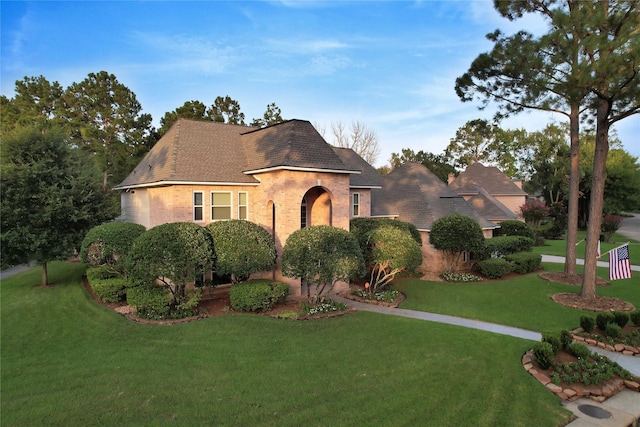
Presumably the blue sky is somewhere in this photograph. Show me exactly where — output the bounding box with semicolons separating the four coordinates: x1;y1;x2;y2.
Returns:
2;0;638;167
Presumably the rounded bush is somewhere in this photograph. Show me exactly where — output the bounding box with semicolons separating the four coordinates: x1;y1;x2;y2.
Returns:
90;277;130;303
580;315;595;333
429;214;485;253
560;329;573;350
533;342;555;370
478;258;512;279
505;252;541;274
605;323;622;339
482;236;534;259
596;312;615;331
542;331;562;354
282;225;364;301
80;222;146;268
630;310;640;327
613;311;629;328
494;220;535;240
367;226;422;272
207;220;276;283
350;218;422;258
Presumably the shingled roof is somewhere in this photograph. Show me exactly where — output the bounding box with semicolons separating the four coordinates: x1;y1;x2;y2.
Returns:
331;147;383;188
242;120;356;174
449;162;526;196
114;119;356;190
371;163;496;231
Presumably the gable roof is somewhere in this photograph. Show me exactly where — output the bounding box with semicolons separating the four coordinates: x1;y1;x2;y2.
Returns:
331;146;383;188
449;162;527;196
371;163;496;231
464;187;519;222
114;119;356;190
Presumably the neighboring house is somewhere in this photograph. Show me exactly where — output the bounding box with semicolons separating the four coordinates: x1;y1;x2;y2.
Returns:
114;119;495;293
371;163;497;272
448;162;528;224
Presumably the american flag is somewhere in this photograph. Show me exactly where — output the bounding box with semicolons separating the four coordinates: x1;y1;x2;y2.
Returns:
609;244;632;280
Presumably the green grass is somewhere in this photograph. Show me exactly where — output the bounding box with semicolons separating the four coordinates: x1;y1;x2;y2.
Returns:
531;230;639;261
1;262;572;426
397;262;639;332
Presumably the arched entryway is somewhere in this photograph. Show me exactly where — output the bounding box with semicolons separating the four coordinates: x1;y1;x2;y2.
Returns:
300;186;332;228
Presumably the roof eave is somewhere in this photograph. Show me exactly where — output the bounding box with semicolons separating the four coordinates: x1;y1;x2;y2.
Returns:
244;166;361;175
113;180;261;191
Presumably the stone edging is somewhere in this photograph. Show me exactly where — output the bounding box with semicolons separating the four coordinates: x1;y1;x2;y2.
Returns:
522;350;640;402
571;332;640;357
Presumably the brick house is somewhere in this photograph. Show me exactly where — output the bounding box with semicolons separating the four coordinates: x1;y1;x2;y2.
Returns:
447;162;528;224
114;119;497;294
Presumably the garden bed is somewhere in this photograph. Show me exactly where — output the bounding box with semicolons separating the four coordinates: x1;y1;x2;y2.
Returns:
522;349;640;402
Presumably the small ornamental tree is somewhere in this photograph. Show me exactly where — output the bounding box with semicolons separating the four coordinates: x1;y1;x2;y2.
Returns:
350;217;421;264
126;222;214;307
601;215;622;243
282;225;364;302
365;226;422;292
207;220;276;283
429;214;485;273
494;219;534;240
80;222;146;274
519;200;550;231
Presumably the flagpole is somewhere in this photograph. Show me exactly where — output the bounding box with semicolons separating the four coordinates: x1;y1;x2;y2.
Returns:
607;242;630;254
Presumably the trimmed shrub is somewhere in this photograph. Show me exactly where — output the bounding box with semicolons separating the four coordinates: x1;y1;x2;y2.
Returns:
127;284;172;319
90;277;131;302
630;310;640;327
596;312;615;331
206;220;276;284
494;220;535;240
567;343;592;359
126;222;214;308
580;315;595;333
533;342;555;369
605;323;622;339
482;236;534;259
560;329;573;350
350;218;422;256
86;265;119;281
230;280;289;312
613;311;629;328
364;225;423;290
505;252;542;274
542;331;562;354
429;214;485;272
282;225;364;302
80;222;146;269
477;258;513;279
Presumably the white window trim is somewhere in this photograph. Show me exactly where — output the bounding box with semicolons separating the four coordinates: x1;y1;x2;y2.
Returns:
238;191;248;220
211;191;233;221
352;192;360;217
193;191;204;222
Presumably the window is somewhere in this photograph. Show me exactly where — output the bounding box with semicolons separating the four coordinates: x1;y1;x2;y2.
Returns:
238;192;248;220
193;191;204;221
300;196;307;228
211;192;232;220
352;193;360;217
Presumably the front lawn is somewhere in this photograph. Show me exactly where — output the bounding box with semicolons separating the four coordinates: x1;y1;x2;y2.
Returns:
396;262;639;332
1;262;571;426
531;231;639;261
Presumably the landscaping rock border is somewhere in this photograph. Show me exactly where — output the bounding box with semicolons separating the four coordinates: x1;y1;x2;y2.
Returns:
522;350;640;402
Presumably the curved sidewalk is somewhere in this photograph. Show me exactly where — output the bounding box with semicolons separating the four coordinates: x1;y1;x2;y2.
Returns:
331;296;640;377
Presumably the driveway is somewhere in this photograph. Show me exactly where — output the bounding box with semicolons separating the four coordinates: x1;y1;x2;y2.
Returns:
619;213;640;242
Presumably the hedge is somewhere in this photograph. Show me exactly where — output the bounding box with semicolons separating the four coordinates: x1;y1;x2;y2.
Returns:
494;220;535;240
229;280;289;312
478;258;513;279
90;277;131;302
80;222;146;268
127;284;172;318
482;236;534;258
504;252;541;274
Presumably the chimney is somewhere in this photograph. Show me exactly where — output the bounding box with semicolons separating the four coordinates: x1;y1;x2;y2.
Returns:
448;173;456;184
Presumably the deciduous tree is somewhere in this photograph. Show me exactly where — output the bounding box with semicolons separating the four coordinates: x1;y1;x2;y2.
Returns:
328;119;381;165
1;126;114;285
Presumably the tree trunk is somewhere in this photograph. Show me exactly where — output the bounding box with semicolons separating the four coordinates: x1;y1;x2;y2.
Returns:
41;262;49;286
580;98;610;299
564;105;580;276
